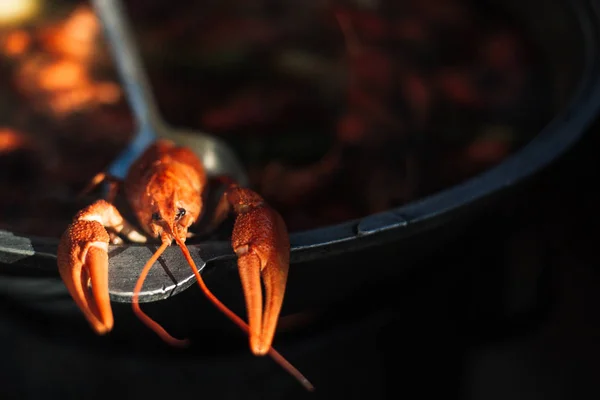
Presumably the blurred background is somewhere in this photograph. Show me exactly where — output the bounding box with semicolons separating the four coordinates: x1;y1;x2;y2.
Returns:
0;0;598;399
0;0;551;235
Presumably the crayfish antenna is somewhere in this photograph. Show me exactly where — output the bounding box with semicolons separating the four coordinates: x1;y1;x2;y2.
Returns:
132;240;190;347
173;237;315;392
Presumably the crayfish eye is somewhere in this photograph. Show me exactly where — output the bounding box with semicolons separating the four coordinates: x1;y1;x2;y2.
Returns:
176;208;186;220
151;212;161;221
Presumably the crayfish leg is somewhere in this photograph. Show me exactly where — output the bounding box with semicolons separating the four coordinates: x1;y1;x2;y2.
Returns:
78;172;123;204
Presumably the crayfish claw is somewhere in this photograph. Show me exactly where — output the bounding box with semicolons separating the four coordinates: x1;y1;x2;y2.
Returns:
57;200;131;334
58;220;113;334
229;187;290;356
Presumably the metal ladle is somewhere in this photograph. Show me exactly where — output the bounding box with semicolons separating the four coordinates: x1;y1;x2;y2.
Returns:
89;0;248;302
92;0;248;185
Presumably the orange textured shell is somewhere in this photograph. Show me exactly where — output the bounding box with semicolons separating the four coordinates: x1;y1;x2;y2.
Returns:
124;139;207;236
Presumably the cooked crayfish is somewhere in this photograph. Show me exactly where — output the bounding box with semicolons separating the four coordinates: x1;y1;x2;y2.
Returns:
57;139;313;390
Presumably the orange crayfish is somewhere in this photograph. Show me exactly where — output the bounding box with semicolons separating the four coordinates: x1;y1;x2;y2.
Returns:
57;139;313;390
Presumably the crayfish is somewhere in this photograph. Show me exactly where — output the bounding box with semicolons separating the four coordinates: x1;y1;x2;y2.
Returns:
57;139;313;390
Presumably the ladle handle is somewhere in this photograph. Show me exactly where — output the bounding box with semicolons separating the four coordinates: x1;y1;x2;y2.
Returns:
92;0;163;133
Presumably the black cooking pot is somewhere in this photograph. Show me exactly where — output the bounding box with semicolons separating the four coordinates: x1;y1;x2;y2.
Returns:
0;0;599;397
